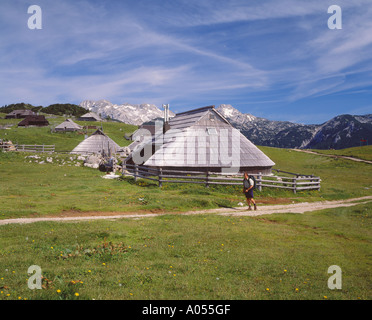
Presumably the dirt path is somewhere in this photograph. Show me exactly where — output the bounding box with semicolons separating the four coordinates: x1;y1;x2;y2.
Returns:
0;196;371;226
292;149;372;164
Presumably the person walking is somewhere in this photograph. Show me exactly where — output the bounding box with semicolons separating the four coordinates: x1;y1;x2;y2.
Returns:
243;172;257;210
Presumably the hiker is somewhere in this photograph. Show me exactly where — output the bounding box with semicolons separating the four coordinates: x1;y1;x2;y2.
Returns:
243;172;257;210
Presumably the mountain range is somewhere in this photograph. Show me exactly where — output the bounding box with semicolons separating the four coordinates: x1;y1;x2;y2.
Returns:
80;100;175;125
216;104;372;150
80;100;372;150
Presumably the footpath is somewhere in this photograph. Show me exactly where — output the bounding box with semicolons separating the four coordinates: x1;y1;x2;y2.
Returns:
291;149;372;164
0;196;371;226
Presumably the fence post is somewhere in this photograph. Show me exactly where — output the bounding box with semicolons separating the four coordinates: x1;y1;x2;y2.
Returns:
317;177;321;191
293;177;297;194
206;171;209;188
134;164;138;182
258;172;262;191
159;168;163;188
42;144;45;153
121;161;126;176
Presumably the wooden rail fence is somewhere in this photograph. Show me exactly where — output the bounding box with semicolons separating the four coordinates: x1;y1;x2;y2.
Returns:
16;144;55;153
122;163;321;194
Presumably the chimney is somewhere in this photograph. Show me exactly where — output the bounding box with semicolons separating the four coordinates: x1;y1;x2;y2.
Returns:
163;104;169;122
162;104;171;133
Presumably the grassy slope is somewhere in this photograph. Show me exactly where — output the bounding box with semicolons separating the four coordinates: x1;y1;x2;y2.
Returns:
0;114;137;151
0;151;260;218
0;134;371;300
0;202;371;300
310;145;372;162
0;144;371;218
258;146;372;200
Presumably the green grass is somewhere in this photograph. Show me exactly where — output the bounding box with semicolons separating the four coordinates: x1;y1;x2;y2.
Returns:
1;140;371;300
1;145;372;219
0;114;137;152
0;202;371;300
0;152;248;218
310;145;372;162
258;146;372;200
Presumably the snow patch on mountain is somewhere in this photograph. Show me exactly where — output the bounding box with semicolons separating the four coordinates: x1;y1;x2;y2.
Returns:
79;100;371;149
79;100;174;126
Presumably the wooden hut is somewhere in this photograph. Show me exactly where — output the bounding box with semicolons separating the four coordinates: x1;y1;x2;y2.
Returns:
125;106;275;174
54;119;82;132
130;117;164;141
5;109;35;119
78;112;102;122
70;129;121;155
17;115;49;127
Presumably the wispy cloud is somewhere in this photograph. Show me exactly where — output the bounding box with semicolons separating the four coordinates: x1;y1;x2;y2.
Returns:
0;0;371;123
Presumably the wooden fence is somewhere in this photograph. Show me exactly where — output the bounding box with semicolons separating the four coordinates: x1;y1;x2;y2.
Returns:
122;163;321;194
16;144;55;153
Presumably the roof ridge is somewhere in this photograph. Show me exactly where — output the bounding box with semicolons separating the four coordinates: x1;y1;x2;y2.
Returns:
175;105;215;116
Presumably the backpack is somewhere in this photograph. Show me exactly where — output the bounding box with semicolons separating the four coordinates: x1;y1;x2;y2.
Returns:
248;175;256;190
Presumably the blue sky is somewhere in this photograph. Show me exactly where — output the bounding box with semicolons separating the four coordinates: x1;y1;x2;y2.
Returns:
1;0;372;124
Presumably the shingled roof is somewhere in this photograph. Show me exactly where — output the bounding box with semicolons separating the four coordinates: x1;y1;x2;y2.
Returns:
54;119;82;132
6;109;35;119
70;129;120;155
17;115;49;127
78;112;102;121
125;106;275;174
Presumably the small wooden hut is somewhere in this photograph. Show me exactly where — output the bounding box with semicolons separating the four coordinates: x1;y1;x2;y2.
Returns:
78;112;102;122
70;129;121;155
54;119;82;132
6;109;35;119
17;115;49;127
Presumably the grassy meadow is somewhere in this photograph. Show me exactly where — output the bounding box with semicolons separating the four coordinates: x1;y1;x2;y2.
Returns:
310;145;372;162
0;202;371;300
258;146;372;201
0;147;371;218
0;121;371;300
0;113;137;152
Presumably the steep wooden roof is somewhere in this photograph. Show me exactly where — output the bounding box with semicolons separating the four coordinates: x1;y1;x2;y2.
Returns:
126;106;275;171
55;119;82;131
71;129;120;155
17;115;49;126
78;112;102;121
144;107;275;168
